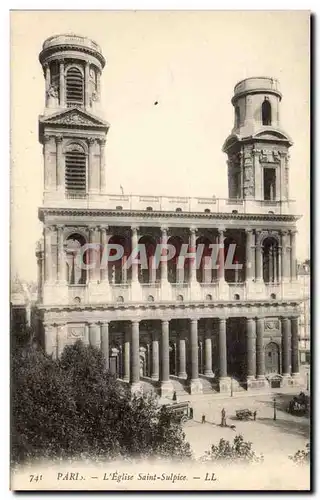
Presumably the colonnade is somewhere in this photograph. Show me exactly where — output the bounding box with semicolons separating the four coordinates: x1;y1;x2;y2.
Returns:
39;225;298;286
44;315;300;393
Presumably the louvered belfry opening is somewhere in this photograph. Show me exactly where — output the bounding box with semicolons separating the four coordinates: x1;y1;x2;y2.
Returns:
66;67;84;107
65;147;86;195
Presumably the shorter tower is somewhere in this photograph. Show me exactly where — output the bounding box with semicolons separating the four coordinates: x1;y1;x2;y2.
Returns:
222;77;292;203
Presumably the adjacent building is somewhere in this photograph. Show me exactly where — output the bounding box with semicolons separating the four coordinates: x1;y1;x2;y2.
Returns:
36;34;303;396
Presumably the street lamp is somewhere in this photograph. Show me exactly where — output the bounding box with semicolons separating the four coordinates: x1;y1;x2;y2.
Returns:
273;397;277;421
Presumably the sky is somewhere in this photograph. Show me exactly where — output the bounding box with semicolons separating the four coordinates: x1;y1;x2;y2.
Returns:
10;10;310;282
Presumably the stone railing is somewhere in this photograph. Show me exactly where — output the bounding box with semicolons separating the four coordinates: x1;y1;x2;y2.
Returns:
43;191;296;215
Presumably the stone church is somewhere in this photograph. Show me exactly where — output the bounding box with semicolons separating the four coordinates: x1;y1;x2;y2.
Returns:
36;34;302;396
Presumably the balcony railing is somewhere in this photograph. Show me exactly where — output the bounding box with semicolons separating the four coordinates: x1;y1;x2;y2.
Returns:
42;191;296;215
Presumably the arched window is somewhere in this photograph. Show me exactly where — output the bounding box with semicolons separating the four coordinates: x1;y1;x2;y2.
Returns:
262;98;272;125
66;67;84;107
65;143;86;195
66;233;87;285
235;106;240;128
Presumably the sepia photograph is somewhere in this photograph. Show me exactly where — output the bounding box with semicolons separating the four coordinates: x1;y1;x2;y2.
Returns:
10;10;310;491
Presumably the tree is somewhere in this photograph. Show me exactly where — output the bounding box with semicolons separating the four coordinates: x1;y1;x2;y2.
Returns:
289;443;310;465
201;435;264;464
11;341;192;465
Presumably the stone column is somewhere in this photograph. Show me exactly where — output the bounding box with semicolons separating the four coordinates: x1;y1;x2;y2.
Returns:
281;231;289;281
43;135;52;191
88;138;95;193
59;60;65;107
178;335;187;379
189;319;202;393
151;330;159;381
96;70;101;101
282;317;291;377
57;225;66;283
246;318;256;384
36;245;43;301
85;62;90;108
44;226;53;283
160;320;173;396
218;318;227;378
245;229;253;281
268;247;273;283
255;231;263;281
44;63;51;106
88;227;97;283
55;135;64;191
256;317;265;379
204;320;214;377
189;227;197;284
88;323;100;348
101;322;110;370
99;226;108;282
99;138;106;193
217;229;225;282
131;226;139;283
123;328;130;382
291;316;300;376
290;230;297;281
131;321;140;389
160;226;168;286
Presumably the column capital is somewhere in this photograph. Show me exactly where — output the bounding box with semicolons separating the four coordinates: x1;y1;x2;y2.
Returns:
88;137;95;145
160;225;169;234
101;321;110;326
245;228;254;234
55;134;63;143
99;137;107;146
161;319;170;326
218;227;226;235
98;225;109;232
131;225;139;232
189;226;198;234
218;317;227;324
43;134;52;143
131;320;140;326
190;318;198;325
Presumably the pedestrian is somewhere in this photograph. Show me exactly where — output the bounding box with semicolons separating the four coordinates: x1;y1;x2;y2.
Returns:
172;391;177;401
189;407;193;420
253;410;257;421
202;414;206;424
221;408;227;427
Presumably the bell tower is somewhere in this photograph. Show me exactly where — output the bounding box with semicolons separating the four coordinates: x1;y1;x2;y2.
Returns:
222;77;292;203
38;34;109;201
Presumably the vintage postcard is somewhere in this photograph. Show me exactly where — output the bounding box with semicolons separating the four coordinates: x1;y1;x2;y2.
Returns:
10;10;310;491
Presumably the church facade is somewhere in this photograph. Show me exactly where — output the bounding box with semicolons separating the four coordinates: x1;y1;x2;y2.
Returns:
36;34;302;396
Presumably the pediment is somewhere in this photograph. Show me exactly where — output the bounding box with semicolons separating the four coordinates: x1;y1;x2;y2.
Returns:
253;128;292;144
39;108;109;130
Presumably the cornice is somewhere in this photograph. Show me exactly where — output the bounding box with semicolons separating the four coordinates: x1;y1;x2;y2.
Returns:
38;207;300;223
37;298;302;313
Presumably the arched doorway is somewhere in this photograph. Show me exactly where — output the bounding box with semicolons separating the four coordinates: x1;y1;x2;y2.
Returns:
169;342;176;375
265;342;280;374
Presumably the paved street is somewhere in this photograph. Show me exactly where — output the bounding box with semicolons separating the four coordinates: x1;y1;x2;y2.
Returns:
182;391;310;461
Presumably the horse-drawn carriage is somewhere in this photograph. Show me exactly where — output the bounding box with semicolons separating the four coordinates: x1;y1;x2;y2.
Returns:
163;401;192;423
235;409;256;421
287;392;310;416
